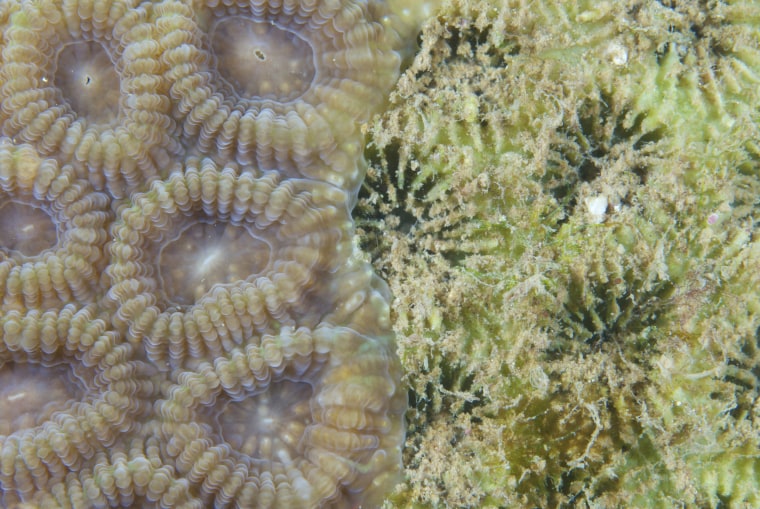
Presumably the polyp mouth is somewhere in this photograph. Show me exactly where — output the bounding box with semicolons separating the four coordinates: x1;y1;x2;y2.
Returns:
210;16;316;103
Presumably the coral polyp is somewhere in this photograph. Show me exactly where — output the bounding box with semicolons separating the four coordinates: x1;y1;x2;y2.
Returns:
162;0;400;191
105;157;355;367
0;141;111;311
212;380;314;459
54;40;121;126
158;219;271;306
0;0;182;197
0;304;156;506
0;362;85;435
210;16;317;102
0;200;57;257
154;323;405;509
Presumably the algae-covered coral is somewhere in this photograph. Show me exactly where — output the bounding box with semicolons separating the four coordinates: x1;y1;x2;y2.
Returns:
357;0;760;506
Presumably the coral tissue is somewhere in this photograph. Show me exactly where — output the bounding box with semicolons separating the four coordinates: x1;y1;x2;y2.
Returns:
0;0;405;507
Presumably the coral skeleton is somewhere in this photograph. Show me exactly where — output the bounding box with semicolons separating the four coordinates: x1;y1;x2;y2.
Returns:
356;0;760;506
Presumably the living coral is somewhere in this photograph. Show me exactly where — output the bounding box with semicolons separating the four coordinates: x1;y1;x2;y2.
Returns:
0;303;155;501
162;0;401;193
0;141;111;311
0;0;179;197
0;0;407;507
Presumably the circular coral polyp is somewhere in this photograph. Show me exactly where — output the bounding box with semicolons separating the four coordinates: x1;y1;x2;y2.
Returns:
0;142;112;311
164;0;401;191
54;41;120;126
0;304;156;503
0;201;57;257
214;381;313;461
0;0;183;197
153;324;406;508
158;220;270;306
105;157;352;367
0;363;85;435
211;17;316;102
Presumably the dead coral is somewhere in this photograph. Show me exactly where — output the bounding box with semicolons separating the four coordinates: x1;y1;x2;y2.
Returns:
359;0;760;506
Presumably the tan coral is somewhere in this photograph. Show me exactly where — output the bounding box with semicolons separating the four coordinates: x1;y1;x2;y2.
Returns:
0;305;156;506
104;157;354;368
0;363;85;436
0;199;58;258
153;322;406;509
159;0;400;192
0;0;183;197
321;257;395;339
0;140;111;311
0;0;19;65
28;436;204;508
0;2;408;507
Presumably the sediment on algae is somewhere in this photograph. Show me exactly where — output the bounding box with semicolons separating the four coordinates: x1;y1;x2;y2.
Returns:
357;0;760;506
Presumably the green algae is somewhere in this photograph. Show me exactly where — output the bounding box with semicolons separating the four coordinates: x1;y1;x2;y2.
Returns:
363;0;760;506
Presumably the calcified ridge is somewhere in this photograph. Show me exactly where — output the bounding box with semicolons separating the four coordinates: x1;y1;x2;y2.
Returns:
0;0;406;507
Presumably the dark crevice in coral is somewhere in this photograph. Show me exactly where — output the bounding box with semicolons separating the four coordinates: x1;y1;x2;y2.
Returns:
405;353;485;430
439;19;519;67
441;360;480;405
545;93;677;356
577;154;604;182
359;142;417;229
726;332;760;422
725;361;755;391
627;3;644;18
443;23;488;56
356;144;401;255
631;164;649;185
543;142;584;228
688;18;707;43
632;125;666;151
546;471;585;507
547;178;576;205
656;0;678;10
654;41;688;65
360;140;473;266
439;245;468;266
548;91;666;221
550;276;676;356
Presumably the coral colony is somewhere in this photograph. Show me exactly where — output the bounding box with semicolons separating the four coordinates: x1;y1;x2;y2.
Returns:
0;0;407;507
3;0;760;507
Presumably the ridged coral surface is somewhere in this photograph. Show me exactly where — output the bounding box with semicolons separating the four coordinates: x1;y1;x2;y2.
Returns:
0;0;405;508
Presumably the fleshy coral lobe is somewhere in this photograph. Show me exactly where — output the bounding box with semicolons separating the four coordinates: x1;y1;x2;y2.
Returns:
1;0;408;507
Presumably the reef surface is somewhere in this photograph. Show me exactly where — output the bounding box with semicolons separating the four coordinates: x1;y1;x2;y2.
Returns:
0;0;408;507
358;0;760;507
2;0;760;507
